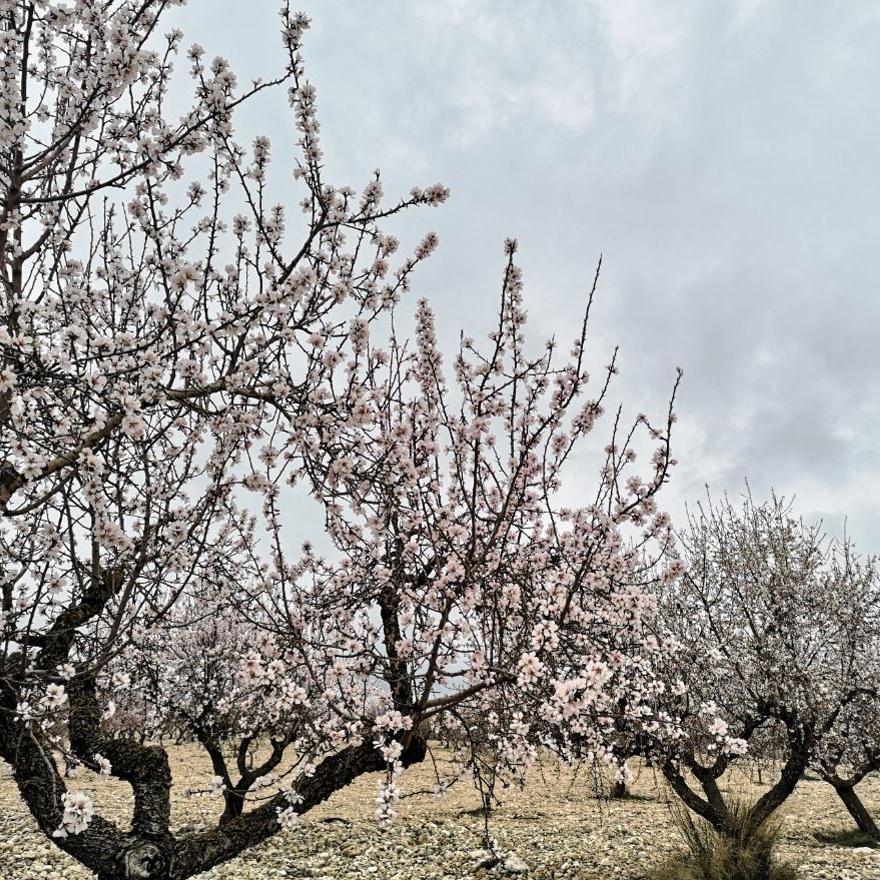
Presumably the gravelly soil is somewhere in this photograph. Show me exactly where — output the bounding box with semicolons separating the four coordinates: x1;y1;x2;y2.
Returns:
1;745;879;880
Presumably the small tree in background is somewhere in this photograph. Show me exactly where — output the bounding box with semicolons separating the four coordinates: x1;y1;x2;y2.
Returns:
656;491;880;855
812;552;880;844
107;581;314;826
814;695;880;841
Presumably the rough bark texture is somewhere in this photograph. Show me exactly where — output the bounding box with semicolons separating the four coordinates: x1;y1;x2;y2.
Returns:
0;701;130;879
661;760;727;831
748;741;811;832
68;678;174;838
1;669;177;879
0;563;156;879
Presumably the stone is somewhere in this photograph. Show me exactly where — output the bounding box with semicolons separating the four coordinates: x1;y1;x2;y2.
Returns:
503;852;529;874
469;849;498;870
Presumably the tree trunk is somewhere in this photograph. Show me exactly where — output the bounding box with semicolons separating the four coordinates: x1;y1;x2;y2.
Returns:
611;778;628;798
220;790;246;825
699;774;728;820
747;742;809;834
196;731;291;827
0;569;179;880
663;737;809;844
661;760;727;832
835;784;880;839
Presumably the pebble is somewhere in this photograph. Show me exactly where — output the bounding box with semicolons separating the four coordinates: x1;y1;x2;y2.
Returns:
1;749;879;880
503;852;530;874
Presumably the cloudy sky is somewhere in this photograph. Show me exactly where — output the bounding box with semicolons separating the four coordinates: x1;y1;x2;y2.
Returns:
172;1;880;550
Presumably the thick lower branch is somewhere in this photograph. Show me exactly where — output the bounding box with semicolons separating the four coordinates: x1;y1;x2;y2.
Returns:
68;676;173;840
173;734;427;879
749;741;809;831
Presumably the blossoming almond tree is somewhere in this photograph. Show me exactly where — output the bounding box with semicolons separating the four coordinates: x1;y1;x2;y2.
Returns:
810;547;880;840
242;239;684;823
102;240;682;856
655;492;880;841
1;2;683;878
68;190;685;877
0;3;448;877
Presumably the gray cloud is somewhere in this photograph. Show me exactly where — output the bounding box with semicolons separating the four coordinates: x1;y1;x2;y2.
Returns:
170;1;880;550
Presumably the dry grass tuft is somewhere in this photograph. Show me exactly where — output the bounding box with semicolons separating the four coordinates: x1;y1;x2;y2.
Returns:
653;796;798;880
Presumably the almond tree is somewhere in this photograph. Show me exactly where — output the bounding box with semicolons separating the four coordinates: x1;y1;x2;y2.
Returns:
0;3;447;877
246;241;683;819
656;492;880;842
814;696;880;839
811;547;880;840
0;3;682;878
105;240;682;861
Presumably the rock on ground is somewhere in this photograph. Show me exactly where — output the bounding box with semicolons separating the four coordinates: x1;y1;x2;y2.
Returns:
1;747;879;879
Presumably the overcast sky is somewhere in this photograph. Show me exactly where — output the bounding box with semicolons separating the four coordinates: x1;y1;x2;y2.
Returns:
172;1;880;551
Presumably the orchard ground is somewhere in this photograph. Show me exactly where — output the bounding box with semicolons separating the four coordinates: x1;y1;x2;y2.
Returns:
1;748;878;880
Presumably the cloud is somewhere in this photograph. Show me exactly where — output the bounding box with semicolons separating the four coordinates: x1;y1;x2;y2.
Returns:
172;1;880;550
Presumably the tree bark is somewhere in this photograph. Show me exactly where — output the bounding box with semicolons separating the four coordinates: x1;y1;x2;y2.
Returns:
0;709;132;879
834;784;880;839
661;760;727;832
748;742;809;833
699;774;728;819
0;567;175;880
611;778;628;799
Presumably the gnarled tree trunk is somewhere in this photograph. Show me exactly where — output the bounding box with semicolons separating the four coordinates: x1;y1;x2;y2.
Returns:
662;732;812;842
2;696;427;880
0;561;430;879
